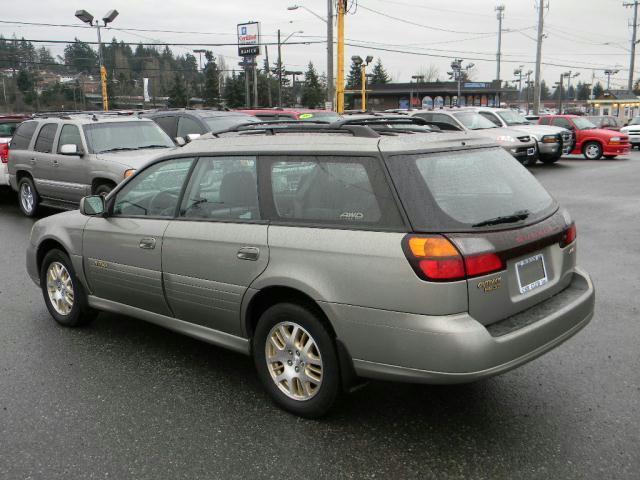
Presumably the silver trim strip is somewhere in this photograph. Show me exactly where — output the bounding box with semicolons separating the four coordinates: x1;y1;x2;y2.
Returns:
88;295;250;355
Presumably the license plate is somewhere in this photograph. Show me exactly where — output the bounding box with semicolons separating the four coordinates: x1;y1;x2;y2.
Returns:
516;253;548;294
527;147;536;156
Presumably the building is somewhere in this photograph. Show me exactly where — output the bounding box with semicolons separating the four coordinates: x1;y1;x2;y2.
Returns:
353;80;515;110
587;90;640;122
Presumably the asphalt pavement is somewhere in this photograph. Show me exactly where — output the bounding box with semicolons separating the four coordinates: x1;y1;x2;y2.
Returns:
0;154;639;479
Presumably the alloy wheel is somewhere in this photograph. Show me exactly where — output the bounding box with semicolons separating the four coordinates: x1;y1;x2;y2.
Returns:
46;262;74;316
20;182;34;213
265;321;323;401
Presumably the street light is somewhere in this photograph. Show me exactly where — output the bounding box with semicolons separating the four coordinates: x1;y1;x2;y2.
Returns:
193;49;207;72
74;8;119;111
276;30;304;107
604;69;620;90
410;75;424;109
448;58;474;105
351;55;373;111
288;3;333;110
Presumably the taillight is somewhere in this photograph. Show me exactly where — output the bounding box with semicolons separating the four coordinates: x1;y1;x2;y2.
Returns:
0;143;8;164
403;235;505;282
560;223;576;247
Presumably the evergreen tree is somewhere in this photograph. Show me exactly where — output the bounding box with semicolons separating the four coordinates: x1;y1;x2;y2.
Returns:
301;62;325;109
540;80;551;100
203;51;220;107
167;74;189;107
593;81;604;98
64;39;97;73
224;71;246;108
370;58;390;84
16;69;33;94
346;59;362;89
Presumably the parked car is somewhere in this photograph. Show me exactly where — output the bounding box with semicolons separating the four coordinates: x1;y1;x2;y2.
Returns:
236;108;341;123
1;114;30;188
619;116;640;149
409;109;539;166
473;107;572;164
25;118;594;417
585;116;622;131
8;114;176;216
538;115;630;159
144;109;260;140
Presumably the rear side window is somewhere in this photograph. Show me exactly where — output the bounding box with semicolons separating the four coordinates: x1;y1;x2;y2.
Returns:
10;121;38;150
264;156;404;229
180;156;259;221
58;125;83;153
34;123;58;153
386;148;556;232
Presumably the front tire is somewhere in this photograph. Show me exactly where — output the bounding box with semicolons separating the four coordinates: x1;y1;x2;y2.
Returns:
583;141;603;160
539;153;561;164
18;176;39;217
253;303;340;418
40;249;96;327
94;183;114;197
604;155;617;159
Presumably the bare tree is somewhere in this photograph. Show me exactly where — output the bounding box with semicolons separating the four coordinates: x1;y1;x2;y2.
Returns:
414;64;439;82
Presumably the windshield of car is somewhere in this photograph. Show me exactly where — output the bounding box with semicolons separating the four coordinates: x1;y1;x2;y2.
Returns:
497;110;531;126
83;121;175;154
573;118;596;130
385;147;556;232
0;121;20;138
452;112;498;130
297;112;341;122
585;116;603;127
629;116;640;125
203;115;260;132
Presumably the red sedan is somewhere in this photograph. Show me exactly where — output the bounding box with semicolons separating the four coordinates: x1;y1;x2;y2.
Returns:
538;115;630;159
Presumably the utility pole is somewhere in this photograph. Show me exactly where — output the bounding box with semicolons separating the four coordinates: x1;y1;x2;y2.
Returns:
624;1;639;92
557;73;564;114
327;0;334;109
533;0;546;114
495;4;505;106
252;61;258;108
277;29;283;107
336;0;346;113
265;45;273;107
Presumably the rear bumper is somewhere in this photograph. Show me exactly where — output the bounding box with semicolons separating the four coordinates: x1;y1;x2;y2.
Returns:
324;268;594;384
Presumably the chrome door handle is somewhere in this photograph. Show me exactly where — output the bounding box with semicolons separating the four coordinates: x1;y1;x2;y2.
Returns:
237;246;260;261
139;237;156;249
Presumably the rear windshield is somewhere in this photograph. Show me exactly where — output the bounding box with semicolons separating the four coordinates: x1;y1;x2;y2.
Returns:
386;147;557;232
0;121;20;138
83;121;174;154
297;112;341;122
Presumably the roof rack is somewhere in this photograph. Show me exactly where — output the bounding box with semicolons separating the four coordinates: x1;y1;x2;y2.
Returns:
208;115;438;139
30;110;150;120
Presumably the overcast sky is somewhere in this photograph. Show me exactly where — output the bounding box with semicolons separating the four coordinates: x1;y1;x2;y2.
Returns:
1;0;637;90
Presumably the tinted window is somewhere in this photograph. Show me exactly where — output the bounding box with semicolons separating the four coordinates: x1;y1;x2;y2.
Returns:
479;112;502;126
267;156;403;228
386;148;556;232
34;123;58;153
84;121;174;154
551;118;572;129
9;121;37;150
203;115;259;132
180;156;259;220
414;113;461;131
57;124;83;153
152;116;178;138
538;117;550;125
113;158;194;218
0;121;20;138
177;116;204;137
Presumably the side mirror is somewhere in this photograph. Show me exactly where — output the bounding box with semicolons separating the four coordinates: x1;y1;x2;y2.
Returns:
186;133;201;143
60;144;81;155
174;137;186;147
80;195;105;216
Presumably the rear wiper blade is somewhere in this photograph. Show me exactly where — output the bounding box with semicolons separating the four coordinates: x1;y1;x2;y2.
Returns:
472;210;530;228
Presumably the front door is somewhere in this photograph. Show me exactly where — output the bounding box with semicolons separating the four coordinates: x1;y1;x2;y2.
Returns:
50;123;90;202
83;157;195;315
162;155;268;336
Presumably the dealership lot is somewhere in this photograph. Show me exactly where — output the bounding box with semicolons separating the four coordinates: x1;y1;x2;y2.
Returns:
0;154;638;479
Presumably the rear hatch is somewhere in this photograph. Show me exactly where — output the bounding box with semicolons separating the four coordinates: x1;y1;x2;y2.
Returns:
385;146;576;326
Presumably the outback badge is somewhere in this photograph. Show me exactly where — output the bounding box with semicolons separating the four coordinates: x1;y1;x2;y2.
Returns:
477;276;502;293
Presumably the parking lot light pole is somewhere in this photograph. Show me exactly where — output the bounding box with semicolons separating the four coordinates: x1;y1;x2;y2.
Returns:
449;59;474;106
276;30;303;107
75;9;119;111
604;68;620;90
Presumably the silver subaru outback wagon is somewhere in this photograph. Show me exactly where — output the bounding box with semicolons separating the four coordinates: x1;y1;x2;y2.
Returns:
26;120;595;417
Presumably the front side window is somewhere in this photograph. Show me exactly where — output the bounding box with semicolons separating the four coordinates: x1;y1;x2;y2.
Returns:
551;118;572;129
479;112;502;127
34;123;58;153
266;156;403;229
573;118;596;130
415;113;461;131
113;158;194;218
84;121;174;154
180;156;259;220
57;124;83;153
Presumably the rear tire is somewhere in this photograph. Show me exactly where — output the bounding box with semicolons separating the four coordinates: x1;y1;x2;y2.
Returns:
253;303;340;418
18;176;39;217
583;141;603;160
40;249;96;327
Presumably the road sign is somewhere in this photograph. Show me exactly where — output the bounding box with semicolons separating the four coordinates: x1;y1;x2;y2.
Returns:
237;22;261;57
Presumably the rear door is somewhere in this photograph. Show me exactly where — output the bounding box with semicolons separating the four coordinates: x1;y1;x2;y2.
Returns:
31;122;60;199
83;157;195;315
162;155;268;336
49;123;90;202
